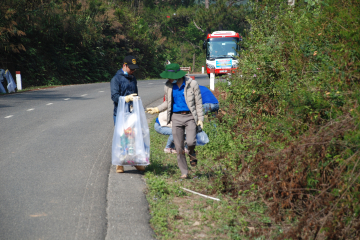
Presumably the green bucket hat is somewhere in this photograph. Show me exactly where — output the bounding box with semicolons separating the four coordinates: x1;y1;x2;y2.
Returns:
160;63;187;79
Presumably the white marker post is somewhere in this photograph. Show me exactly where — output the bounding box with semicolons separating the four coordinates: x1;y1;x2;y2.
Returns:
201;66;204;74
210;70;215;91
16;71;22;90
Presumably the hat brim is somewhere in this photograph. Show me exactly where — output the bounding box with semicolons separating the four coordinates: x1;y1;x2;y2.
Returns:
127;64;139;69
160;70;187;79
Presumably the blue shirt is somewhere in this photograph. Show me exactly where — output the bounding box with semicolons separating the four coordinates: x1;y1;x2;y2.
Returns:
199;86;219;104
172;81;190;112
155;118;160;125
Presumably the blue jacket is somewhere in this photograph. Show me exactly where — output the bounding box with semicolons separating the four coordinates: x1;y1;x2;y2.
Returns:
0;69;6;93
199;86;219;104
110;69;138;116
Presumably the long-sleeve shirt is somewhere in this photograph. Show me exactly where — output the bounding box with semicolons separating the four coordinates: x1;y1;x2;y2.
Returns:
110;69;138;116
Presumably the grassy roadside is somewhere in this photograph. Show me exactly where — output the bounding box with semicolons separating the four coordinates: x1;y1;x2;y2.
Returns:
144;111;280;239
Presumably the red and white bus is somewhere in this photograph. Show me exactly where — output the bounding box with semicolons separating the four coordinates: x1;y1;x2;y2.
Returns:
203;31;241;77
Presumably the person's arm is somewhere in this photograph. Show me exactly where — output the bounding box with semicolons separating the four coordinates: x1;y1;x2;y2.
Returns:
134;77;139;95
194;82;204;122
110;76;121;104
157;101;168;112
157;85;170;112
147;84;170;114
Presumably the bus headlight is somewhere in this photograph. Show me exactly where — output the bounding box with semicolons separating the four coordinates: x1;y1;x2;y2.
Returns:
207;64;215;69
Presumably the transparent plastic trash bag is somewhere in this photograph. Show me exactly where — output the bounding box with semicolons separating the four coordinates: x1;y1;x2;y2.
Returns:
5;70;16;93
112;96;150;166
196;131;209;146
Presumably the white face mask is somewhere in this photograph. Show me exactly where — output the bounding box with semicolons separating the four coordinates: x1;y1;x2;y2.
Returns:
172;79;177;84
123;70;128;75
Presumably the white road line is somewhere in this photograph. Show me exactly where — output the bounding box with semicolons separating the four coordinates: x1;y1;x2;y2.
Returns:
46;103;53;106
64;98;70;100
99;91;104;92
81;94;88;97
162;82;166;83
4;115;13;118
148;83;153;84
27;108;34;111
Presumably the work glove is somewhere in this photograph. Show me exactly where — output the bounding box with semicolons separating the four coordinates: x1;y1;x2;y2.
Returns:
197;120;203;129
146;107;159;114
124;93;137;103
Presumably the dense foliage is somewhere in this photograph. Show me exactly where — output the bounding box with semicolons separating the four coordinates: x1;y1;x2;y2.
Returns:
0;0;248;88
3;0;359;238
198;0;360;238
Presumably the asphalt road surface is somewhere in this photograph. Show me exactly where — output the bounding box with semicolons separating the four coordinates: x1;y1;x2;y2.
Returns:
0;74;213;239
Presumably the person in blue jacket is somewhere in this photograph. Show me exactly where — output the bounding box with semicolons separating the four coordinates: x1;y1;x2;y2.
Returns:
110;55;144;173
199;85;219;114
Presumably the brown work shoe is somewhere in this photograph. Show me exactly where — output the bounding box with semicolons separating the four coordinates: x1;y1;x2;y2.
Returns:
116;165;124;173
135;166;145;171
189;153;197;167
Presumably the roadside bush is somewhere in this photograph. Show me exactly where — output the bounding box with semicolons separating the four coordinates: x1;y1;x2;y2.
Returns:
198;0;360;238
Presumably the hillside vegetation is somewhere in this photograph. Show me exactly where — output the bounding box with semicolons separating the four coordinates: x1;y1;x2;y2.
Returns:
0;0;247;88
145;0;360;239
199;0;360;238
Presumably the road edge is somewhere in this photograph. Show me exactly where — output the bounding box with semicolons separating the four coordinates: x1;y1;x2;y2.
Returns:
105;97;164;240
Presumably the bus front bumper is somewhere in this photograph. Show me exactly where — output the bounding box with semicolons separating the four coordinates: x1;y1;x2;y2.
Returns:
206;68;237;75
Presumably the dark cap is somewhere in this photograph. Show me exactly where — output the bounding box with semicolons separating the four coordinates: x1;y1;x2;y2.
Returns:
124;55;139;69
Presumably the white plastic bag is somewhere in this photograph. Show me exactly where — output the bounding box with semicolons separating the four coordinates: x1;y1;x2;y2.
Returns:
5;70;16;93
112;96;150;166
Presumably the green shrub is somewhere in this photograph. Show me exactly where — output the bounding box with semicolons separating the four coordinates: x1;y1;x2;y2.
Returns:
199;0;360;238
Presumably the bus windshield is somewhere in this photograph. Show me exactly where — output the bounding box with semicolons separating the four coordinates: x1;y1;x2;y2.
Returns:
206;37;239;59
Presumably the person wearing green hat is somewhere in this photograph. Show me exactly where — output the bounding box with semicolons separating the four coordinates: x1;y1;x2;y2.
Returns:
146;63;204;179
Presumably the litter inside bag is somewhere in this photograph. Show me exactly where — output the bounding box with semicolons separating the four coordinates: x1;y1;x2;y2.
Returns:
112;97;150;166
196;131;209;146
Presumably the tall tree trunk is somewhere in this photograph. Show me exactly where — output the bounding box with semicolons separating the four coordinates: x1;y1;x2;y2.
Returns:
205;0;209;9
192;53;195;73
